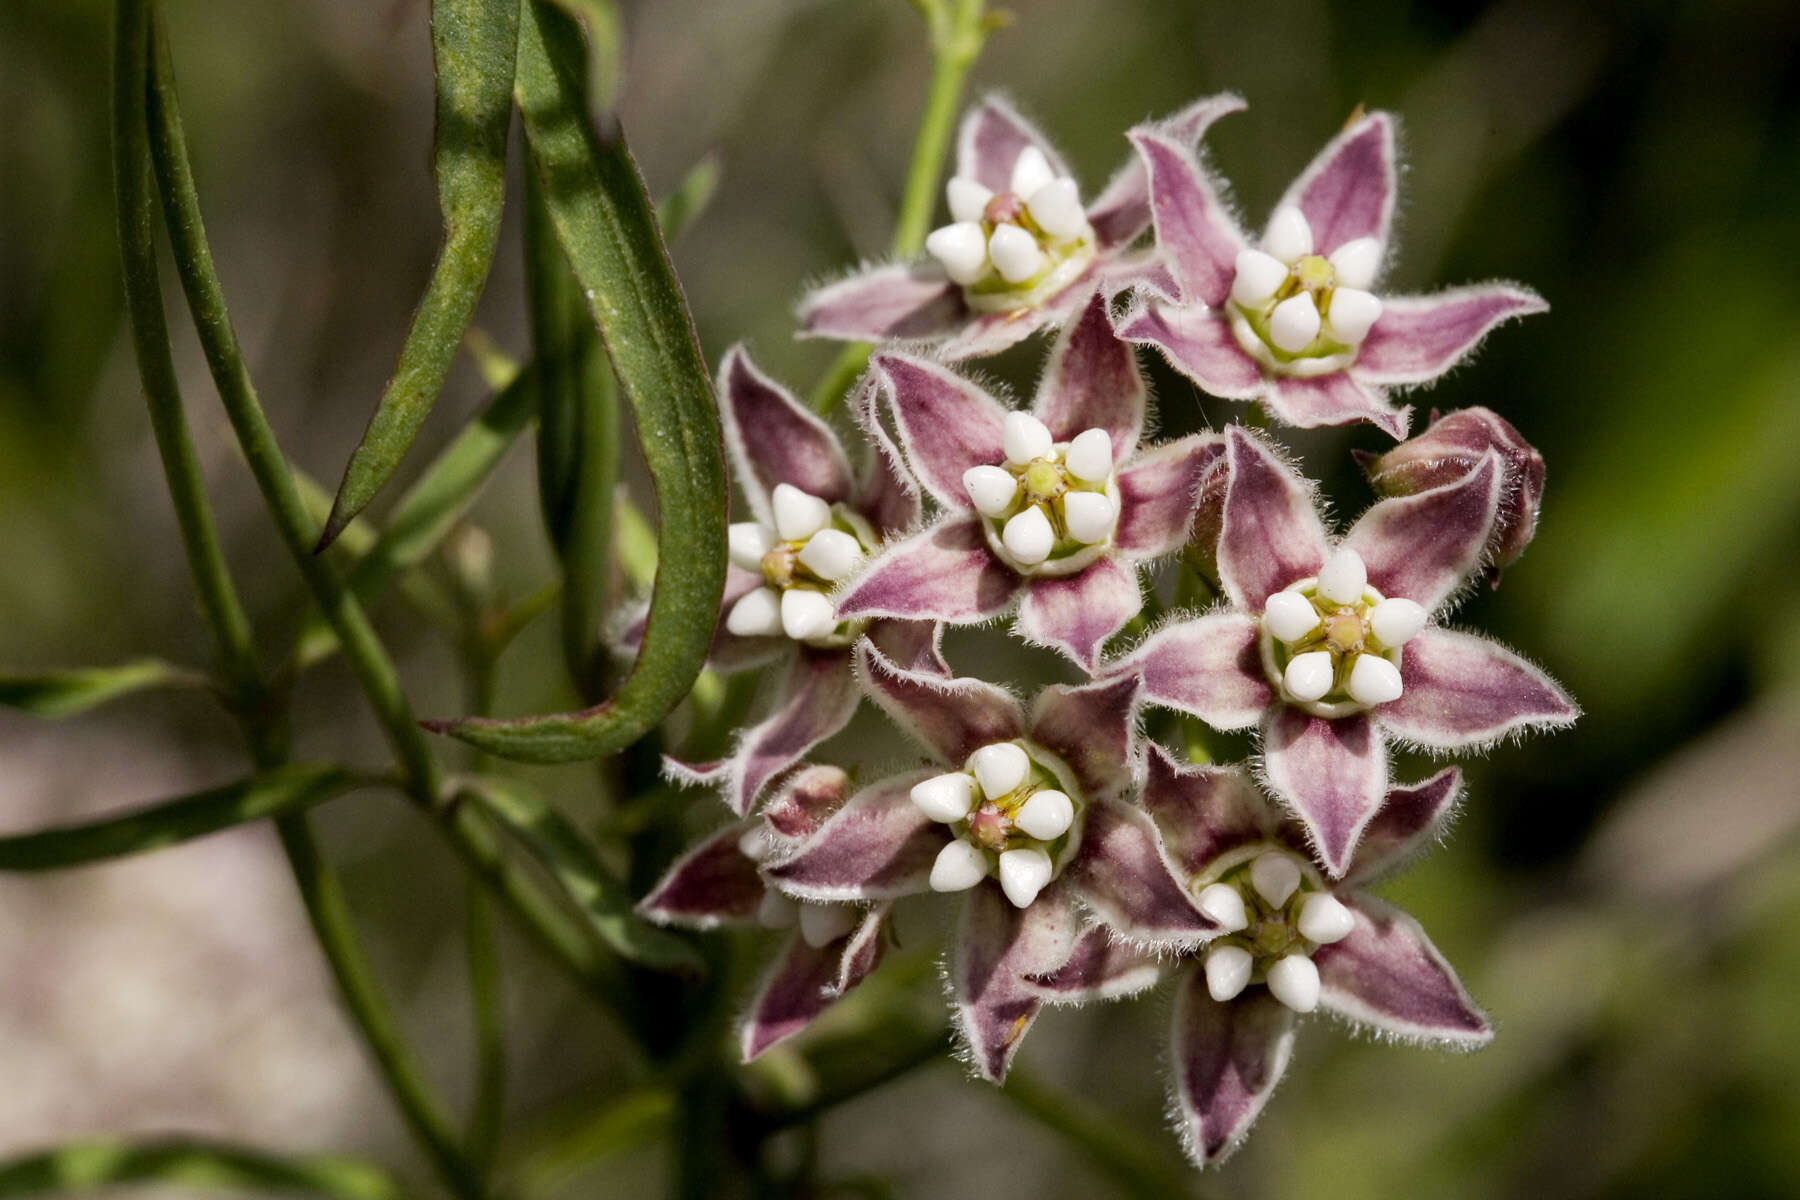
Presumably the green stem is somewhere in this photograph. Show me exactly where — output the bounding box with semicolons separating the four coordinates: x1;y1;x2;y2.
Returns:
464;882;506;1174
810;0;989;413
276;815;486;1200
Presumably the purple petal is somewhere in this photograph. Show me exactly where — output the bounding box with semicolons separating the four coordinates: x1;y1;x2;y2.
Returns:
1345;453;1500;613
1216;428;1329;611
1141;744;1274;877
1015;557;1143;673
871;353;1009;510
637;821;764;928
719;347;855;524
1170;970;1295;1167
1086;92;1246;250
1353;284;1547;386
1096;248;1181;303
1313;895;1491;1046
1115;299;1263;399
1031;291;1146;454
853;638;1026;764
741;925;877;1060
951;880;1083;1082
1261;707;1389;877
762;764;854;843
865;618;949;677
1379;628;1578;750
834;903;891;994
798;261;965;342
1127;127;1245;307
1129;612;1272;731
850;377;923;537
956;94;1070;195
1027;926;1164;1004
1068;797;1217;946
834;516;1022;625
720;648;861;817
1265;371;1409;440
1345;769;1463;888
1114;433;1227;559
765;769;948;901
1274;112;1396;256
938;307;1053;362
1029;673;1140;800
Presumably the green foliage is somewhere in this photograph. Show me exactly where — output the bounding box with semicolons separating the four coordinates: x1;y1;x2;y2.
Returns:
0;1138;402;1199
0;657;207;718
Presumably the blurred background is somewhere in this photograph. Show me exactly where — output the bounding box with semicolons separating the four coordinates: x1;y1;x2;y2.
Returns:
4;0;1800;1195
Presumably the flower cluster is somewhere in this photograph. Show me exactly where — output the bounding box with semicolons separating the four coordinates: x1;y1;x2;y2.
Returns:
637;94;1575;1168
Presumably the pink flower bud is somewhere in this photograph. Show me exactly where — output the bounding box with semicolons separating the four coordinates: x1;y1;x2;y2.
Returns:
1361;407;1544;582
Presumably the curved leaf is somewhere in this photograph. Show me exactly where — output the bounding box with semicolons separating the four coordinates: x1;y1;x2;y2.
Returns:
317;0;522;548
0;765;356;872
432;0;727;762
0;658;208;718
0;1138;401;1199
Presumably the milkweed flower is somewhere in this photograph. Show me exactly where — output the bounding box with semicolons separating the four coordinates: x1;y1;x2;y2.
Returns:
638;766;890;1059
1033;747;1489;1166
834;293;1222;671
1116;110;1545;438
1113;428;1576;875
763;640;1217;1080
799;93;1243;362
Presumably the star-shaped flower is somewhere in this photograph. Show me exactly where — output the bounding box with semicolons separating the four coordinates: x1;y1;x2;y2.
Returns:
833;293;1223;672
798;93;1243;362
1114;427;1576;875
761;640;1217;1081
1116;109;1545;438
1034;748;1490;1167
638;765;890;1059
635;347;943;816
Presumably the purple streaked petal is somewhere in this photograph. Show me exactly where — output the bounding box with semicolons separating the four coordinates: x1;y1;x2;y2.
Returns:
853;638;1026;764
1344;769;1463;888
834;903;891;994
1170;970;1295;1168
1096;248;1180;302
1265;371;1410;440
1129;612;1271;731
1068;797;1217;946
1313;894;1491;1046
1261;707;1388;877
1274;112;1396;257
662;756;726;790
1029;673;1140;800
835;516;1021;625
871;354;1009;510
765;769;948;901
741;928;851;1060
1086;92;1246;250
1031;291;1146;453
637;821;763;928
1345;453;1500;613
1115;299;1264;399
1352;284;1547;386
762;764;854;843
1027;926;1164;1004
1141;744;1274;877
797;261;964;343
938;307;1053;362
951;879;1082;1083
1016;557;1143;674
850;378;923;537
719;347;855;523
1114;433;1227;559
1216;428;1330;610
1128;126;1246;307
955;94;1070;195
865;618;949;677
1379;628;1578;750
720;648;861;817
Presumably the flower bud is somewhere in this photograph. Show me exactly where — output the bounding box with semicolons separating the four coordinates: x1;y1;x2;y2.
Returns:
1360;408;1544;581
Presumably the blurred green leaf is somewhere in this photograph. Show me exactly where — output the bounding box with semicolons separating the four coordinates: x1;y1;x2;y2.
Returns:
0;1137;401;1198
460;774;704;976
317;0;522;548
656;154;723;245
0;764;356;871
509;1086;675;1197
434;0;727;762
0;657;207;718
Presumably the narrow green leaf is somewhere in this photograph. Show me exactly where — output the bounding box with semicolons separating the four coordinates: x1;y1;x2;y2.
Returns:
0;658;208;718
509;1086;674;1197
460;775;704;975
0;765;355;872
317;0;523;549
0;1137;401;1199
432;0;727;762
656;154;723;244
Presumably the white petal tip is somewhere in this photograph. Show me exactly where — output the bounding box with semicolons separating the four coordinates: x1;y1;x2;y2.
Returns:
1250;852;1302;908
963;465;1018;518
779;588;837;641
910;772;977;823
1266;954;1320;1013
1204;944;1253;1002
1014;789;1075;841
1002;411;1055;466
930;840;990;892
796;527;862;582
1264;205;1314;262
1296;893;1355;945
969;742;1030;800
1001;506;1054;565
1269;294;1322;354
1282;651;1335;704
1060;490;1115;545
1231;248;1290;306
1368;597;1427;648
1327;287;1383;345
1263;590;1321;643
988;223;1045;284
799;903;857;949
728;522;775;572
1026;177;1086;239
757;889;798;930
771;483;831;542
926;221;991;285
946;176;995;224
1346;653;1404;707
1009;146;1055;201
1063;428;1114;483
725;587;784;638
1328;237;1382;290
998;847;1054;908
1316;547;1368;605
1195;882;1249;933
